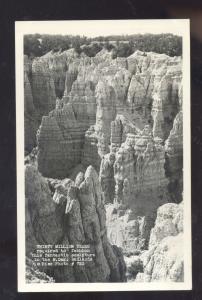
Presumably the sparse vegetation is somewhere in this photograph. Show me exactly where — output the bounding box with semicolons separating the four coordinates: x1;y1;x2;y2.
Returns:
127;259;143;280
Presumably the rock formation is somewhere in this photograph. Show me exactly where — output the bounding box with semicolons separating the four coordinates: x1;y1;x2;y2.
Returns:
135;202;184;282
25;164;64;254
36;102;88;178
105;131;169;251
25;163;126;282
127;51;181;139
24;48;184;283
31;56;56;116
82;125;101;170
24;49;81;152
33;50;182;180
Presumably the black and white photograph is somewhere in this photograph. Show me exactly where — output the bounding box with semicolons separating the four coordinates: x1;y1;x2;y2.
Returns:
16;19;191;291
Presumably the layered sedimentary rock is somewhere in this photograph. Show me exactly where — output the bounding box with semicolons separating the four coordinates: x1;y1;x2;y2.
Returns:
43;50;77;98
110;114;140;153
93;67;132;158
80;55;132;164
66;67;97;125
33;51;110;174
94;50;182;155
25;163;126;282
95;80;117;156
37;101;89;178
135;202;184;282
31;56;56;116
32;49;79;106
37;92;96;178
24;49;81;152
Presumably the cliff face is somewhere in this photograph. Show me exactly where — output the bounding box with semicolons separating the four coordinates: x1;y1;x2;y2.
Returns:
31;56;56;116
37;101;89;178
24;49;81;152
31;49;79;104
135;202;184;282
25;163;126;282
126;51;181;139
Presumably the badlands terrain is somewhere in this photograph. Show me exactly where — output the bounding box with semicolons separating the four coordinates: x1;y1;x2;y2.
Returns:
24;47;183;283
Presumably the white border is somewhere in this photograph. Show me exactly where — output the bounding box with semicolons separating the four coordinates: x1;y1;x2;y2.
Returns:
16;19;191;292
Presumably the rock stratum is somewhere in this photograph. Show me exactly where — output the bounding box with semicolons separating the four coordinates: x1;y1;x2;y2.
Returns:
24;47;183;283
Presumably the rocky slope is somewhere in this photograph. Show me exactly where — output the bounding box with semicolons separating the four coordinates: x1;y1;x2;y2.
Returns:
135;202;184;282
25;163;126;282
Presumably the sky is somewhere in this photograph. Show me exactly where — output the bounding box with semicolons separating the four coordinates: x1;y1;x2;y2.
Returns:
16;19;189;37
